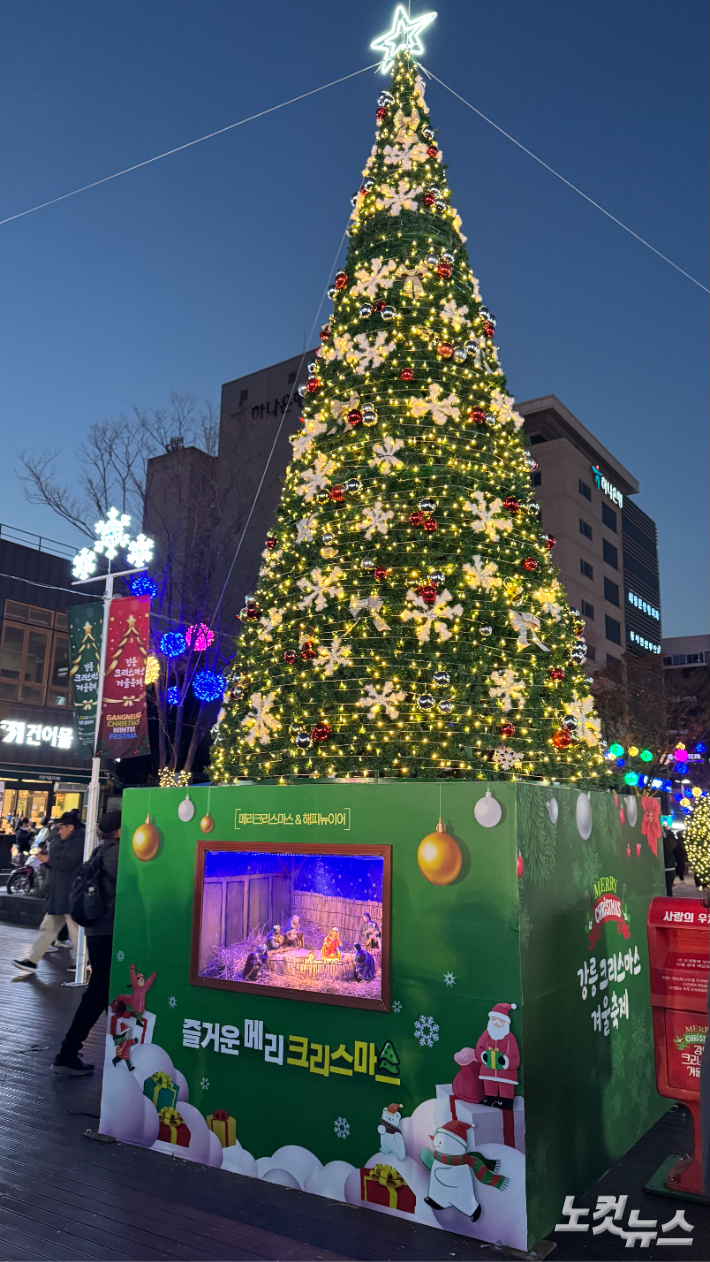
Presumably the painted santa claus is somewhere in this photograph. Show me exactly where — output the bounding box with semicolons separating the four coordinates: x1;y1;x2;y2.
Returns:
473;1002;519;1108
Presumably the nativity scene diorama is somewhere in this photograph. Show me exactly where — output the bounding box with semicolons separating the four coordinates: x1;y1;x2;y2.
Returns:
190;842;391;1009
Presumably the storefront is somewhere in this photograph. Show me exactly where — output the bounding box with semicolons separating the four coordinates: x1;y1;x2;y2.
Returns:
0;714;93;830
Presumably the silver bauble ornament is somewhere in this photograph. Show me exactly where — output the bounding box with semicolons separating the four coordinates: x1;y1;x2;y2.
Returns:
474;789;502;828
576;792;593;841
178;795;195;823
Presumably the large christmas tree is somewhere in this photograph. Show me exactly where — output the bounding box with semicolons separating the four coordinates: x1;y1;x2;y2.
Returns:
212;47;606;785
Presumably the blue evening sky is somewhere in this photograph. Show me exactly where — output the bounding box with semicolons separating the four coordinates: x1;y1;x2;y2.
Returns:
0;1;707;635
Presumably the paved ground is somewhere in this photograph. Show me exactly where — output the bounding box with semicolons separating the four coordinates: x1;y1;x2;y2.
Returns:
0;920;707;1262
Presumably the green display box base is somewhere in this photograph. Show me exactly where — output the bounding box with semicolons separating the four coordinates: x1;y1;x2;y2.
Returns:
99;781;667;1252
645;1154;710;1205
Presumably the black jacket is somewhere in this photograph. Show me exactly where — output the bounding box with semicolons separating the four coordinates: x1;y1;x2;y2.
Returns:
86;837;119;937
46;827;86;914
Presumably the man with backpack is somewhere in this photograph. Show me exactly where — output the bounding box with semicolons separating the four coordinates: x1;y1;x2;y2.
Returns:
13;812;84;972
51;809;121;1076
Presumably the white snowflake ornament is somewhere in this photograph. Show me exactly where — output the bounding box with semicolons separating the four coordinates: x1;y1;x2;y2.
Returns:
241;691;280;747
334;1116;350;1139
168;995;177;1008
126;533;154;569
93;507;131;560
357;681;406;720
414;1015;440;1048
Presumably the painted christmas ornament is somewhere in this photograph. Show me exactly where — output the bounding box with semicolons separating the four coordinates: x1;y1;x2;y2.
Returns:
200;814;214;834
576;792;593;841
417;817;462;886
517;853;524;878
626;797;638;828
132;815;159;862
177;795;195;823
474;790;502;828
546;797;559;824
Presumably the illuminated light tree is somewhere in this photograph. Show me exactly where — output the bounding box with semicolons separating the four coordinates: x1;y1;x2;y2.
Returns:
212;51;606;785
685;796;710;885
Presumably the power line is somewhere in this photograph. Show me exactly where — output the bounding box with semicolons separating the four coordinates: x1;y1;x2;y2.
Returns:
420;64;709;296
0;64;378;229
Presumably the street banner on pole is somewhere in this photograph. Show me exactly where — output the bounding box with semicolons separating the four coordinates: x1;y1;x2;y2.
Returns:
67;602;103;751
97;594;150;758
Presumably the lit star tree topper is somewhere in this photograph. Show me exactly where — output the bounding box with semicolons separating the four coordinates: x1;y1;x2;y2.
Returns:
371;5;437;73
212;49;606;786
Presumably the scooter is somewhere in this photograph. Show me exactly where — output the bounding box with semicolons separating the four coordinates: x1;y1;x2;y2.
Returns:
7;843;48;896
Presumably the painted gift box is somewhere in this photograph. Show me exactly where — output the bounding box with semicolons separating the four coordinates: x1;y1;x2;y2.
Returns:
143;1071;178;1112
158;1106;191;1147
359;1164;416;1213
206;1109;237;1148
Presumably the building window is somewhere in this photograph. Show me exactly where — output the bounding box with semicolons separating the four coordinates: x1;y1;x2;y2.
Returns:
579;479;592;500
580;559;594;579
579;519;593;540
605;615;621;645
47;634;70;708
529;434;546;445
604;577;620;606
672;654;686;665
602;503;617;532
662;656;672;665
586;645;596;661
239;388;249;404
0;623;50;704
581;601;595;619
531;470;541;486
603;539;618;569
288;371;297;384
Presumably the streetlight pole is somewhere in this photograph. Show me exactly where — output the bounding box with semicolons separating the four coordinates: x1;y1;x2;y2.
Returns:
65;565;145;987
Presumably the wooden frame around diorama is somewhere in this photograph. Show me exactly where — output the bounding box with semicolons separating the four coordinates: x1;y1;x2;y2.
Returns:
190;839;392;1011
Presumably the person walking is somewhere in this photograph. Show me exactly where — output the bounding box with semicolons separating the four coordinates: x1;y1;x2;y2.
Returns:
13;812;85;972
52;809;121;1076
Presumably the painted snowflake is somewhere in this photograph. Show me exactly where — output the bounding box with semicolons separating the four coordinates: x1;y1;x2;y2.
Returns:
392;1000;402;1013
168;995;177;1008
116;950;125;962
414;1015;440;1048
334;1116;350;1139
443;972;456;987
200;1077;210;1090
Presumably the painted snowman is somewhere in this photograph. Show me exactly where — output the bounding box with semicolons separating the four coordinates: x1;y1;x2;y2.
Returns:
377;1103;405;1161
423;1119;481;1222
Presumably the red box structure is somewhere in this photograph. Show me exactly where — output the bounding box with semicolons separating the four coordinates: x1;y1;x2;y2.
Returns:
647;897;709;1198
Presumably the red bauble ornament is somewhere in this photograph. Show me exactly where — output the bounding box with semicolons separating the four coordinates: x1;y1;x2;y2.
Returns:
418;583;437;605
265;536;277;549
523;558;538;572
306;378;321;394
635;841;641;857
500;721;515;737
330;485;345;502
400;367;415;381
422;518;438;533
334;271;348;290
543;533;557;550
470;407;486;425
517;853;524;878
374;566;388;581
626;844;631;858
376;106;387;120
409;510;424;526
549;667;565;681
301;641;317;660
427;145;438;157
374;299;387;312
503;496;519;514
283;650;297;665
437;262;452;278
483;321;495;338
347;409;363;427
437;342;454;358
246;606;259;620
319;326;331;341
312;722;331;741
552;728;571;750
423;193;435;207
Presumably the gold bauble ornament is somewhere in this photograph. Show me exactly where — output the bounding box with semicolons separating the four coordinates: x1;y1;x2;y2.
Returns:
132;814;160;862
417;817;462;886
200;814;214;834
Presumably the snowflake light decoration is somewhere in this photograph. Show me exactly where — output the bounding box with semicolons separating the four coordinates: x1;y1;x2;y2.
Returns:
334;1116;350;1139
414;1015;440;1047
94;507;131;560
443;972;456;987
200;1077;210;1090
72;547;98;581
168;995;177;1008
126;533;155;569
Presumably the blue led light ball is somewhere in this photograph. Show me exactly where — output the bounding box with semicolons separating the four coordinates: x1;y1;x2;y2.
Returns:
166;685;180;706
130;574;158;600
193;670;225;703
160;631;188;658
